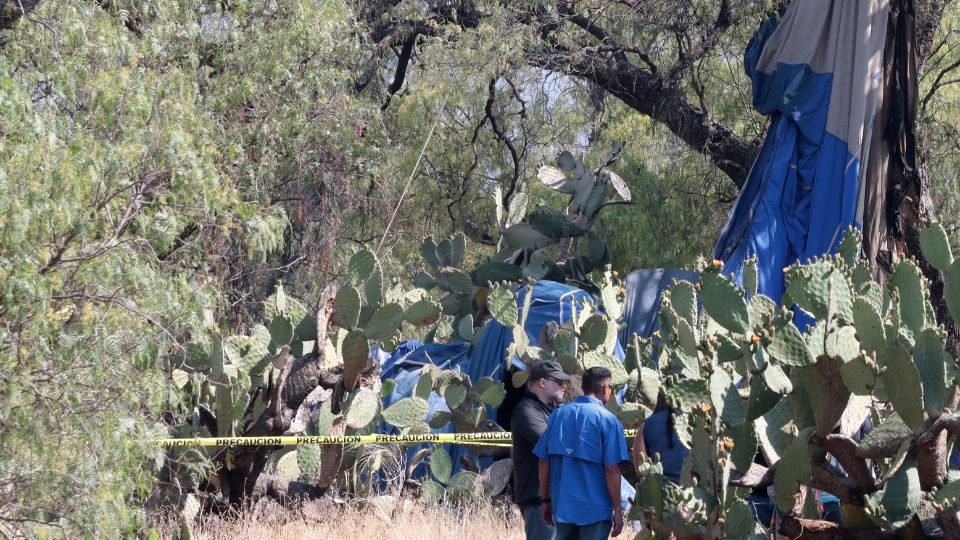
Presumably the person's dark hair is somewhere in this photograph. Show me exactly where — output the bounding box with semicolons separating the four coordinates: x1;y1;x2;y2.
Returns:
582;367;612;395
655;392;676;450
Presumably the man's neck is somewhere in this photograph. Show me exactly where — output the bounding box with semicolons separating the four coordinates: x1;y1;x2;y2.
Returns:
527;389;555;407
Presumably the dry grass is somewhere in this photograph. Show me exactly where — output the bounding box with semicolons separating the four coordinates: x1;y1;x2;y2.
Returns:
184;499;526;540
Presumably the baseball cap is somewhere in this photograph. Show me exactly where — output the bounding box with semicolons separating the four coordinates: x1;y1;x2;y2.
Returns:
529;361;571;382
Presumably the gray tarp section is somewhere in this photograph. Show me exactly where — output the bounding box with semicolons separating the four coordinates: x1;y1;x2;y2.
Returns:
619;268;698;347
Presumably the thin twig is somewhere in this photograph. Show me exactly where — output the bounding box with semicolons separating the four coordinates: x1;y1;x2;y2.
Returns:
375;96;448;255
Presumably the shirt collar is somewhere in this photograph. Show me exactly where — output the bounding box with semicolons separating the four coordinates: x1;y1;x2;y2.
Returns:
575;395;603;406
524;390;555;410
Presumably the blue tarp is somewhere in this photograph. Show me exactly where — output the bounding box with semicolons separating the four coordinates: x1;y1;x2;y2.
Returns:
375;280;630;496
619;268;698;349
712;1;891;323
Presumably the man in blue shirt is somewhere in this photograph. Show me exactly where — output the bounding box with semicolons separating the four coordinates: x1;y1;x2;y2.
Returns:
533;367;629;539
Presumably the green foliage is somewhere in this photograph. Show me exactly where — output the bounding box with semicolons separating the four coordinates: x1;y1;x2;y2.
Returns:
381;397;430;429
619;228;960;536
487;282;518;328
1;0;957;534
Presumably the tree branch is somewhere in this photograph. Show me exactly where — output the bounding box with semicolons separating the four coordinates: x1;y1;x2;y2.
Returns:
484;78;523;204
666;0;735;83
527;48;758;186
0;0;42;30
823;434;876;492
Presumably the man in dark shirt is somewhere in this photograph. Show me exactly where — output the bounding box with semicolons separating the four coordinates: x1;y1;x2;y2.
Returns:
512;361;569;540
535;366;629;539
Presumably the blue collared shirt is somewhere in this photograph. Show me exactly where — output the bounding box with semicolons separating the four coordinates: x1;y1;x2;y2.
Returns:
532;395;629;525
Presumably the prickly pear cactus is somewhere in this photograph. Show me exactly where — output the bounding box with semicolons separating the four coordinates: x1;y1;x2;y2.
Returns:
626;227;960;539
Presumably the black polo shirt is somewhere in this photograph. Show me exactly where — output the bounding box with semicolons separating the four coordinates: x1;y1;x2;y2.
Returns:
511;391;555;507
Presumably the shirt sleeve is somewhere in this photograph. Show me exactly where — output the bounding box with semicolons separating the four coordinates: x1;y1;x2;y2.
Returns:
532;411;555;460
602;415;629;465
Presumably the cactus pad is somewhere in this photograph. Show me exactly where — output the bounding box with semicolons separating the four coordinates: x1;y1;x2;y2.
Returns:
709;368;746;426
345;388;381;429
881;457;920;530
933;479;960;507
766;320;814;367
638;367;661;408
436;267;474;294
436;238;453;267
429;447;452;484
713;333;744;364
804;357;851;436
250;324;271;348
404;299;442;327
825;326;860;362
341;329;369;390
581;350;629;385
919;221;953;271
730;422;759;473
773;427;814;512
414;370;434;401
888;260;932;335
472;261;523;286
432;315;455;343
479;383;506;407
447;470;484;502
853;297;886;354
487;282;517;328
538;164;574;192
421;236;441;269
269;315;294;348
837;227;861;266
297;444;322;480
365;268;383;307
700;271;750;334
224;335;269;374
457;314;475;341
529;206;588;238
761;364;793;395
945;260;960;323
275;450;302;482
726;498;764;539
748;294;777;326
380;378;396;399
856;413;912;459
664;377;708;412
841;355;879;396
332;286;362;329
348;249;377;285
913;328;948;415
742;257;759;298
670;280;697;325
450;234;466;267
382;397;430;428
414;271;437;289
882;344;925;431
747;369;783;421
579;314;609;350
601;276;624;322
429;410;452;429
364;303;404;342
420;479;446;504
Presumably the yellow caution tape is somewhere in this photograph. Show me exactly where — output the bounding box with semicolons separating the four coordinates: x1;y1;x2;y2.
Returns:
154;429;638;448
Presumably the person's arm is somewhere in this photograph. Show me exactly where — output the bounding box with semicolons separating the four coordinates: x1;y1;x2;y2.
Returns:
514;405;549;444
604;463;624;536
539;459;553;525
